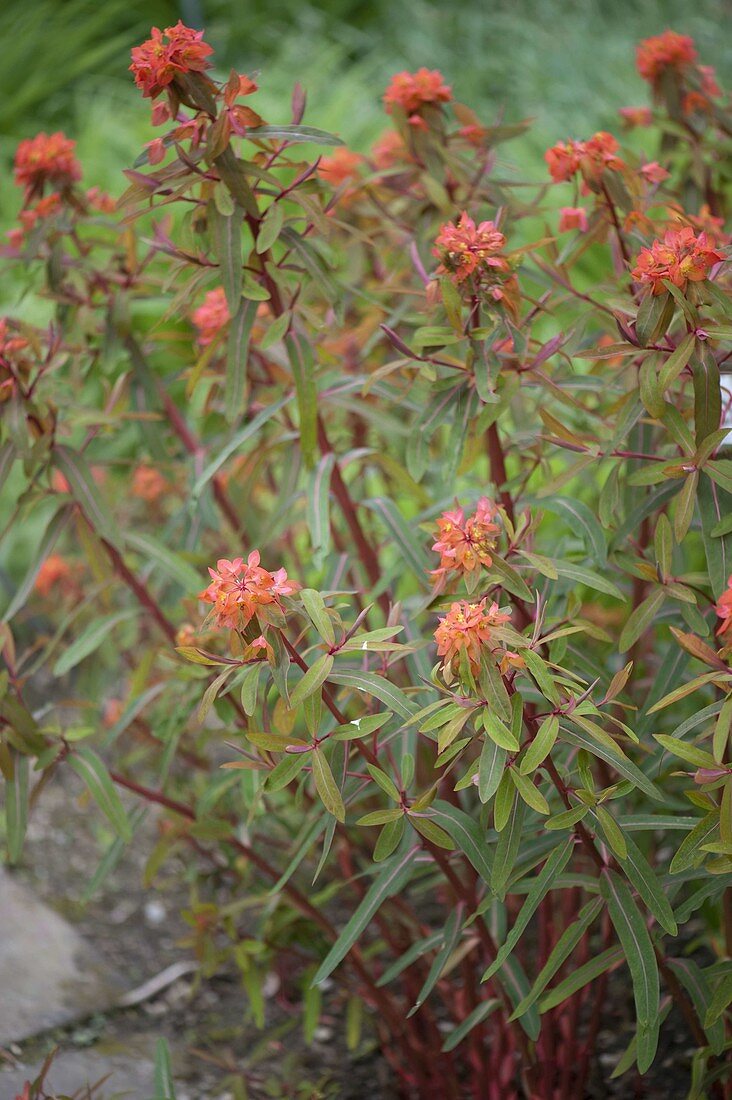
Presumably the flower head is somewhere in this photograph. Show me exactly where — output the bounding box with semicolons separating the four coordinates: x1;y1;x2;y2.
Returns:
132;465;168;503
640;161;670;185
383;69;452;116
636;30;697;85
431;498;500;582
319;148;363;188
717;577;732;637
192;287;230;346
631;226;724;295
130;21;213;99
434;599;511;673
619;106;653;128
434;213;507;283
14;132;81;199
545;132;622;184
35;554;73;597
559;206;588;233
199;550;300;631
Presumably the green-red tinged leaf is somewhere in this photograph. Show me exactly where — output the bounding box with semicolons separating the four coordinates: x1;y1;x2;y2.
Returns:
511;768;550;815
53;609;138;677
285;333;318;467
658;332;696;390
673;471;697;543
619;589;665;653
699;473;732;600
539;946;623;1012
602;871;660;1072
483;838;573;981
483;711;520;751
410;815;455;849
68;748;132;841
5;751;29;864
313;846;418;984
431;801;493;884
636;289;673;347
520;715;559;774
562;728;662;801
250;124;344;145
492;795;525;898
256;201;284;253
552;561;624;600
225;298;257;421
546;805;589;830
596;806;627;860
210;201;243;313
478;737;507;803
307;453;335;566
654;734;716;769
692;345;721;449
328;670;417;718
300;589;336;646
367;763;400;801
620;834;676;935
534;496;607;565
670;813;717;874
374;817;405;861
409;906;463;1016
441;999;500;1052
311;746;345;822
367;497;431;581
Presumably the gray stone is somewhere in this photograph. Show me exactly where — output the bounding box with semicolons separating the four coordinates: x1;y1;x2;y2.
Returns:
0;1036;161;1098
0;869;122;1045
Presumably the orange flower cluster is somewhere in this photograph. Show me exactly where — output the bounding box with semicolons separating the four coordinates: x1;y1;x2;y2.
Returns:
431;498;500;582
545;132;622;184
434;599;511;673
371;130;410;170
192;287;230;346
132;465;168;503
13;132;82;199
383;68;452;126
717;578;732;637
631;226;724;295
199;551;300;631
636;30;697;84
130;21;213;99
618;106;653;128
434;211;506;277
559;207;588;233
35;554;73;597
319;148;363;189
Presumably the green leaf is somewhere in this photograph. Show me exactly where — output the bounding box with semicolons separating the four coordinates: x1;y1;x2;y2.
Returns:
366;498;430;582
692;345;721;449
551;561;624;600
300;589;336;646
226;298;257;422
290;653;334;708
658;332;696;390
534;496;607;565
521;650;561;705
620;834;677;935
327;670;417;719
256;201;284;253
374;817;405;861
595;806;627;860
654;734;716;769
2;502;73;622
306;453;335;566
704;970;732;1029
125;532;202;593
520;715;559;774
478;737;507;803
153;1037;177;1100
441;999;500;1052
602;871;660;1072
311;746;345;822
239;662;262;715
511;768;550;815
68;749;132;841
619;589;665;653
492;795;525;898
545;805;589;830
377;931;442;987
431;801;493;884
249;124;345;145
670;813;717;874
367;763;400;801
666;959;725;1054
5;751;29;864
636;290;673;347
313;846;418;984
483;711;520;752
539;946;623;1012
285;334;318;468
510;898;603;1019
53;609;138;677
210;201;243;312
410;815;455;849
562;728;661;801
699;473;732;600
53;446;116;542
193;395;291;496
409;906;463;1016
483;838;573;982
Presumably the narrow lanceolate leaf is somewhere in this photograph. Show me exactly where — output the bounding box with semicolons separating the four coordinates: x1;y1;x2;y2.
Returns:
2;503;73;622
300;589;336;646
666;959;725;1055
491;796;525;899
68;749;132;841
658;332;696;390
602;871;660;1073
54;445;116;541
153;1038;177;1100
539;946;624;1012
6;751;29;864
225;298;257;421
595;806;627;860
306;453;335;566
290;653;334;708
409;905;463;1016
249;124;345;146
533;496;607;565
367;498;431;582
699;472;732;600
193;395;291;495
692;345;721;448
670;813;717;874
621;834;677;935
53;609;138;677
431;801;493;885
313;846;418;985
510;898;603;1019
483;838;573;982
619;588;665;653
551;561;624;600
673;471;698;543
478;738;507;803
210;201;243;312
511;768;550;815
285;333;318;467
125;532;201;593
704;970;732;1029
311;746;345;822
441;999;500;1052
562;728;661;802
327;670;417;718
520;715;559;775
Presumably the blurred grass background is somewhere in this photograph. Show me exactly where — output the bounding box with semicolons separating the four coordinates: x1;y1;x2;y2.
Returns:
0;0;729;221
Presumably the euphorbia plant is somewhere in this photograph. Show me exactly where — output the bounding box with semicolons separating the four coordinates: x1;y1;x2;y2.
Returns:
2;21;732;1098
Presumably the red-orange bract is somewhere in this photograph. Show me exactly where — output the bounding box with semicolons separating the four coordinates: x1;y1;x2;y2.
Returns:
129;21;214;99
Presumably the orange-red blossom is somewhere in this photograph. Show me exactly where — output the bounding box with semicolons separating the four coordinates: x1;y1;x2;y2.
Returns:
192;287;230;346
431;498;500;582
13;132;82;200
130;21;213;99
383;68;452;128
636;30;697;85
545;131;622;184
717;578;732;637
435;599;511;673
200;551;300;631
631;226;724;296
